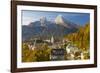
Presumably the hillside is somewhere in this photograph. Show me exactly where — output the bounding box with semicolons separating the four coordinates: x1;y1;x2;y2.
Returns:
64;23;90;50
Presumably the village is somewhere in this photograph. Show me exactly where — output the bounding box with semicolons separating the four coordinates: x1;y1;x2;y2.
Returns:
23;36;90;61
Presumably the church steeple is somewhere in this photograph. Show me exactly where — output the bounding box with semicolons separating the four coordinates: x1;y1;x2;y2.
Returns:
51;36;54;44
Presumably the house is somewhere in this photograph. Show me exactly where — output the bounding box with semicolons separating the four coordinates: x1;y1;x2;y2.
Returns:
66;44;79;54
28;38;37;50
65;44;82;60
28;44;36;50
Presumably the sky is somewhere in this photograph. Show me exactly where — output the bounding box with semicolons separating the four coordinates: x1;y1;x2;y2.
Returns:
22;10;90;26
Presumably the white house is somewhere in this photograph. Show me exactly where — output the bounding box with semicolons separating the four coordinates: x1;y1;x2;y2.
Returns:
65;43;82;60
28;38;37;51
66;44;79;53
28;44;36;50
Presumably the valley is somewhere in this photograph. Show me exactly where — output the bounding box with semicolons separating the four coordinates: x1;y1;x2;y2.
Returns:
22;15;90;62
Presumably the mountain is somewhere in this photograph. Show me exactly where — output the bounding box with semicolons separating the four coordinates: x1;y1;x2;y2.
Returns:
55;15;80;29
22;15;80;41
55;15;68;27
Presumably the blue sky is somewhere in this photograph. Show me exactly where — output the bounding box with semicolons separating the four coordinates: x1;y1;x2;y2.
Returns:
22;10;90;26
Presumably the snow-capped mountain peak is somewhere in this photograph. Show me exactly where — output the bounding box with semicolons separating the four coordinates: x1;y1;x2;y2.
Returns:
40;16;47;26
55;15;64;24
55;15;68;28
